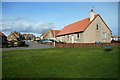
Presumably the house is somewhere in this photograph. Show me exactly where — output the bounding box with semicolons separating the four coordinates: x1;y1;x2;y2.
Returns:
7;31;25;46
0;32;7;47
22;33;36;41
7;31;23;41
40;32;47;40
23;34;31;40
7;32;36;46
56;9;112;43
40;30;60;41
29;34;36;41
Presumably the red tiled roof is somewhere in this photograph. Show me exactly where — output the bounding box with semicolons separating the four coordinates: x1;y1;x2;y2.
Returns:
50;30;61;37
0;32;6;37
57;14;105;36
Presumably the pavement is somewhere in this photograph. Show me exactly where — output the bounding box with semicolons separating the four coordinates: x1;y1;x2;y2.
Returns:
1;41;54;51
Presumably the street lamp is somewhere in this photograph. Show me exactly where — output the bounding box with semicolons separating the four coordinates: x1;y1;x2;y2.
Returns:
49;23;55;47
54;29;55;47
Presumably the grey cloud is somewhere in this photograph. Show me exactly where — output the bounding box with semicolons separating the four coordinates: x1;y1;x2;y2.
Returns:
1;17;54;34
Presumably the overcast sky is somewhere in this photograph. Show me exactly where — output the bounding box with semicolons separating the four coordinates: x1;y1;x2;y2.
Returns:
1;2;118;37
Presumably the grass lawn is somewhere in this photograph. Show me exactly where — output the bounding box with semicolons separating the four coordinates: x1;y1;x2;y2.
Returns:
2;47;119;78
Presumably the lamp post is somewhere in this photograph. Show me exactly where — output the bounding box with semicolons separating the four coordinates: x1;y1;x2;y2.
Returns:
49;23;55;47
54;29;55;47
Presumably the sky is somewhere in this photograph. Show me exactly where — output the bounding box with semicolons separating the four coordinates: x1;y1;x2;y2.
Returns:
1;2;118;37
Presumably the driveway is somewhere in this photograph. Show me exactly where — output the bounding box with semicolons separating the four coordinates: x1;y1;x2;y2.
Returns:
2;41;54;51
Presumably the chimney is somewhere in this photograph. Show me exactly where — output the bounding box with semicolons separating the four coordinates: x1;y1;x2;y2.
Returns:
90;8;95;21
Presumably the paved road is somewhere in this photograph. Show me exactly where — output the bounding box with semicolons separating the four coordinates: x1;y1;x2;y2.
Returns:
2;41;54;51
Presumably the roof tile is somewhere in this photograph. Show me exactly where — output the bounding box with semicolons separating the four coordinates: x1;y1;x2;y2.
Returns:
57;14;99;36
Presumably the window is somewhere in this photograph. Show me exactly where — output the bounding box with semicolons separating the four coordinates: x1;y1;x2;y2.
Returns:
96;24;99;31
64;35;66;40
102;32;106;39
77;33;79;39
67;35;69;40
67;35;69;39
76;33;80;39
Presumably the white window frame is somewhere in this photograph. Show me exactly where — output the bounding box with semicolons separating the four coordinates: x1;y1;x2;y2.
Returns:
102;32;106;39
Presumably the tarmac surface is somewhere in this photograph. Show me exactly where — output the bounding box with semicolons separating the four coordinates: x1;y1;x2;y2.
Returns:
1;41;54;51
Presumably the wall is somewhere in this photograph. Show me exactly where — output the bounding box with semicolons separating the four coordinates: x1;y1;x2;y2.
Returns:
44;31;53;40
83;16;111;43
45;42;119;48
56;33;84;43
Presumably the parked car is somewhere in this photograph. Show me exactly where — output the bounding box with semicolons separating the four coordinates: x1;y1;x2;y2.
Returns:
24;40;29;46
41;39;53;44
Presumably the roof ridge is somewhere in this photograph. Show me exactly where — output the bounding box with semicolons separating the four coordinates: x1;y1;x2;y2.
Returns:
64;14;99;28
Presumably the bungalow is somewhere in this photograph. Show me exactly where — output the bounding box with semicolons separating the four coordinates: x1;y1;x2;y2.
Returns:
40;30;60;41
56;9;112;43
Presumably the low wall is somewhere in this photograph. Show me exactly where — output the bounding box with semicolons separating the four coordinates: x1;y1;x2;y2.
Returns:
45;42;119;48
45;42;53;46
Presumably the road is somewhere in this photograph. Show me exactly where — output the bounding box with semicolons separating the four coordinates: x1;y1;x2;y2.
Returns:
2;41;54;51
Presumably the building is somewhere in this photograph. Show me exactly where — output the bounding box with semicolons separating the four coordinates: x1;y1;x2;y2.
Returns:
7;32;36;41
0;32;7;47
29;34;36;41
7;31;23;41
7;31;26;46
56;9;112;43
22;34;31;40
23;34;36;41
40;32;47;40
40;30;60;41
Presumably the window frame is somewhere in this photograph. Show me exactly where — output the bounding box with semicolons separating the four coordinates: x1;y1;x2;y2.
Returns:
67;35;69;40
77;33;79;39
102;32;106;39
76;33;80;40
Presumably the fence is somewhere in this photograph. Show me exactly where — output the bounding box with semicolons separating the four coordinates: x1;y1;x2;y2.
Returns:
45;42;119;48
